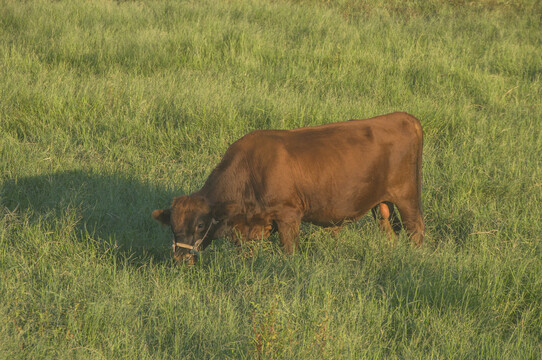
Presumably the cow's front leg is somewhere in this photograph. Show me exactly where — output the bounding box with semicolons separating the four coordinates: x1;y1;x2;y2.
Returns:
275;209;302;254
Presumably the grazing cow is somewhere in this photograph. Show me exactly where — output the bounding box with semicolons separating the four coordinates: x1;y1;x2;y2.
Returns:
153;112;424;264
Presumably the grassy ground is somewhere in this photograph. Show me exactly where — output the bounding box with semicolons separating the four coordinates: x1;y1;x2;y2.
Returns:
1;0;541;358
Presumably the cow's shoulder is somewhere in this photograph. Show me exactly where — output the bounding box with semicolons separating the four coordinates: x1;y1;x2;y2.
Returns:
229;129;288;153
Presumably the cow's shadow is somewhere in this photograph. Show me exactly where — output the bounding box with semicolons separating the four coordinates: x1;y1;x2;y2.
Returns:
1;170;179;263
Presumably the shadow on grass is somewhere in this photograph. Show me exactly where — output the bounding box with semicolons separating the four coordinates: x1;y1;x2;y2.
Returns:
1;169;180;264
427;209;475;248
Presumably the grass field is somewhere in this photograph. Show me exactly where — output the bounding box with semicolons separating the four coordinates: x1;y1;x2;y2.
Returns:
1;0;541;358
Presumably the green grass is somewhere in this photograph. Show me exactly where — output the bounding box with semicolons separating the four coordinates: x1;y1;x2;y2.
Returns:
1;0;541;358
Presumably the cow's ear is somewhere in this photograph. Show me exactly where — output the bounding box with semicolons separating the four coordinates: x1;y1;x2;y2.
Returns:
152;209;171;226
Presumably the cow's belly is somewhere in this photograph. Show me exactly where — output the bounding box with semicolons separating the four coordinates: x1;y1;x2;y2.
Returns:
301;195;378;227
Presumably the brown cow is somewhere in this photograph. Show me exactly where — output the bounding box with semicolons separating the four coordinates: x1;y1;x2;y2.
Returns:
153;112;424;264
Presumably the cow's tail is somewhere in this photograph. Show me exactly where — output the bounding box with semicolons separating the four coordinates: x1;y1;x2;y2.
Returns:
413;115;424;227
418;121;424;214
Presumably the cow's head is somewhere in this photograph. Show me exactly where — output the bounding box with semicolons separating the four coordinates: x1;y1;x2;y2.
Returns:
152;195;217;265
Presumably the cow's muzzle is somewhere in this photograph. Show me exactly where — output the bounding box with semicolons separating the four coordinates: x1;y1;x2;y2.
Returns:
172;240;203;264
171;219;218;265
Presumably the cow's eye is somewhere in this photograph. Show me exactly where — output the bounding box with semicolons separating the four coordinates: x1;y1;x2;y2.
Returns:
197;223;205;230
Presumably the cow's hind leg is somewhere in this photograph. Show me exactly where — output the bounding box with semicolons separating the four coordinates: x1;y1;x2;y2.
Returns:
393;200;424;246
372;202;401;238
385;202;402;234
